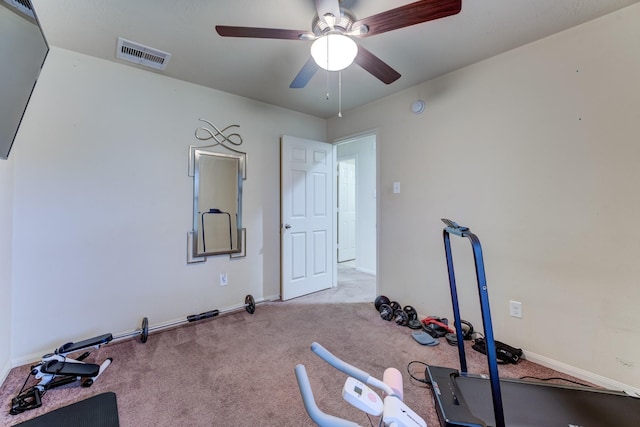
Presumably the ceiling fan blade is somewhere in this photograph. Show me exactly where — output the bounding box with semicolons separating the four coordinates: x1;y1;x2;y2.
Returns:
315;0;341;27
290;57;320;88
216;26;313;40
353;0;462;38
354;46;401;85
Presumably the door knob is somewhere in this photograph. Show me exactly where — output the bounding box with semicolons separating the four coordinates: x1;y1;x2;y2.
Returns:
284;224;291;229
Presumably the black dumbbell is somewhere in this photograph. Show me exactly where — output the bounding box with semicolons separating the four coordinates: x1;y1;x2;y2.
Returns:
403;305;418;321
379;303;394;321
394;309;409;326
394;306;419;327
374;295;391;311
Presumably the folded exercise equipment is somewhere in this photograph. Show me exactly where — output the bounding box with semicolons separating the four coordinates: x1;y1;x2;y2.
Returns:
425;219;640;427
295;342;427;427
10;334;114;415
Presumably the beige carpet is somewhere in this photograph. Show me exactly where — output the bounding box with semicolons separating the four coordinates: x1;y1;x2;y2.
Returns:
301;262;376;304
1;269;585;427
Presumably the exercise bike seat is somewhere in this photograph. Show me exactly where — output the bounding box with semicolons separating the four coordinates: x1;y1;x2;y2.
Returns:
56;333;113;355
41;360;100;377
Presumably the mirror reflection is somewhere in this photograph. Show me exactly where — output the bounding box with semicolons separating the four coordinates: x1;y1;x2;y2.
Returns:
0;1;49;159
193;149;243;256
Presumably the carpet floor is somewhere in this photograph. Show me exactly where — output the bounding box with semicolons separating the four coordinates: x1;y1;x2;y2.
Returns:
1;265;586;426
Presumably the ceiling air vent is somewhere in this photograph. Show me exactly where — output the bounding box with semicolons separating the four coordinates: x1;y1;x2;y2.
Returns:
2;0;35;19
116;37;171;71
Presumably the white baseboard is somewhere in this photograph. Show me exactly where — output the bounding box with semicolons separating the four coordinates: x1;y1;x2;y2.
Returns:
12;349;47;369
1;359;11;387
9;295;282;370
259;294;281;303
524;350;640;396
355;267;376;275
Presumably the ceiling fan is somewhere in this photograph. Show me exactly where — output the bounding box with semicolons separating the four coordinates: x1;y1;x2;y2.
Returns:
215;0;462;89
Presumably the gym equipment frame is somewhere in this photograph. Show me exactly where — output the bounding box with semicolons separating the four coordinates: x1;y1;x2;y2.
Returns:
201;208;232;252
426;219;640;427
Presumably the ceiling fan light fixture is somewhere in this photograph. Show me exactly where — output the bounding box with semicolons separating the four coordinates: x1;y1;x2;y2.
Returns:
310;34;358;71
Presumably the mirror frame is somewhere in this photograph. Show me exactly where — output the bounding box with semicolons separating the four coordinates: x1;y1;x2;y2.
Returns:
189;145;246;258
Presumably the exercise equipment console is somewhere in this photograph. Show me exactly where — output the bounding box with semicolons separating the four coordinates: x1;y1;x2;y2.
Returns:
425;219;640;426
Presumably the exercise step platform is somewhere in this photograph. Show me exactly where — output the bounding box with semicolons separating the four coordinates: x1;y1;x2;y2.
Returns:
41;360;100;377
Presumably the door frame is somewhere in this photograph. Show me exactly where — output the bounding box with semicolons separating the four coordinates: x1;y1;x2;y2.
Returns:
331;129;379;292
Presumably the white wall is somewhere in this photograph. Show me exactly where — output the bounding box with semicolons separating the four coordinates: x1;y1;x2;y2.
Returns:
9;47;325;361
328;4;640;389
0;153;14;380
336;135;376;274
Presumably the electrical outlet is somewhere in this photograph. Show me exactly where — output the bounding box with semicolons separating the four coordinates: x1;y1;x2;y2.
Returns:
509;300;522;318
219;272;228;286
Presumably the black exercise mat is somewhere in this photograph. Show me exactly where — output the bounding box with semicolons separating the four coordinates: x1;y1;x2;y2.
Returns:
14;392;119;427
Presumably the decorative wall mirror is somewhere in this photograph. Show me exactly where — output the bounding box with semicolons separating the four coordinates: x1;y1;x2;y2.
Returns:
188;120;246;260
1;1;49;159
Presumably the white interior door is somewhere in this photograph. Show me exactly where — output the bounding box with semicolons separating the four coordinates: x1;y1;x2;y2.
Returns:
338;157;356;262
281;135;334;300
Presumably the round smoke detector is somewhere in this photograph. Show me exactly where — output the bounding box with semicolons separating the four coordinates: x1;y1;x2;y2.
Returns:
411;100;425;114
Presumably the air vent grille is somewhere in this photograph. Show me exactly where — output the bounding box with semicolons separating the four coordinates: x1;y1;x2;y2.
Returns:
116;37;171;71
2;0;35;19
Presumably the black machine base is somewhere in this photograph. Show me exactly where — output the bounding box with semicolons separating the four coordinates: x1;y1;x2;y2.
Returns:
426;365;640;427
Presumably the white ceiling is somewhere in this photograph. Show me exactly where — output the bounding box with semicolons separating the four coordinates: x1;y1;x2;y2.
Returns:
31;0;639;119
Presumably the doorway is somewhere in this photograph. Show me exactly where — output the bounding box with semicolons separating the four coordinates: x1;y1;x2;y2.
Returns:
337;157;356;263
335;133;377;299
279;133;377;302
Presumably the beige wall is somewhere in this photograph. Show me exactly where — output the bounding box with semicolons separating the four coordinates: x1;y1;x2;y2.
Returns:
9;47;325;362
328;4;640;389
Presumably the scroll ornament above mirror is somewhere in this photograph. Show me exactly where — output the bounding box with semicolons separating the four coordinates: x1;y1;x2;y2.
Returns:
188;119;246;263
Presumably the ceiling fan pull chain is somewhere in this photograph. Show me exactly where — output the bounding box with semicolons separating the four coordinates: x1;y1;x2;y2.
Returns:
338;70;343;118
325;68;330;101
325;40;330;100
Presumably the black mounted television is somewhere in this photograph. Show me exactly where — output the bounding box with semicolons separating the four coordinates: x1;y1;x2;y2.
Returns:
0;0;49;160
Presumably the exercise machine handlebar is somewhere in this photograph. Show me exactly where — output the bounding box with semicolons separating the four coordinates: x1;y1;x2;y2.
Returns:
311;342;396;398
294;364;361;427
297;343;425;427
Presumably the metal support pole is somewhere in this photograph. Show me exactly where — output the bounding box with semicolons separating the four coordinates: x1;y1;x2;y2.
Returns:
441;219;506;427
